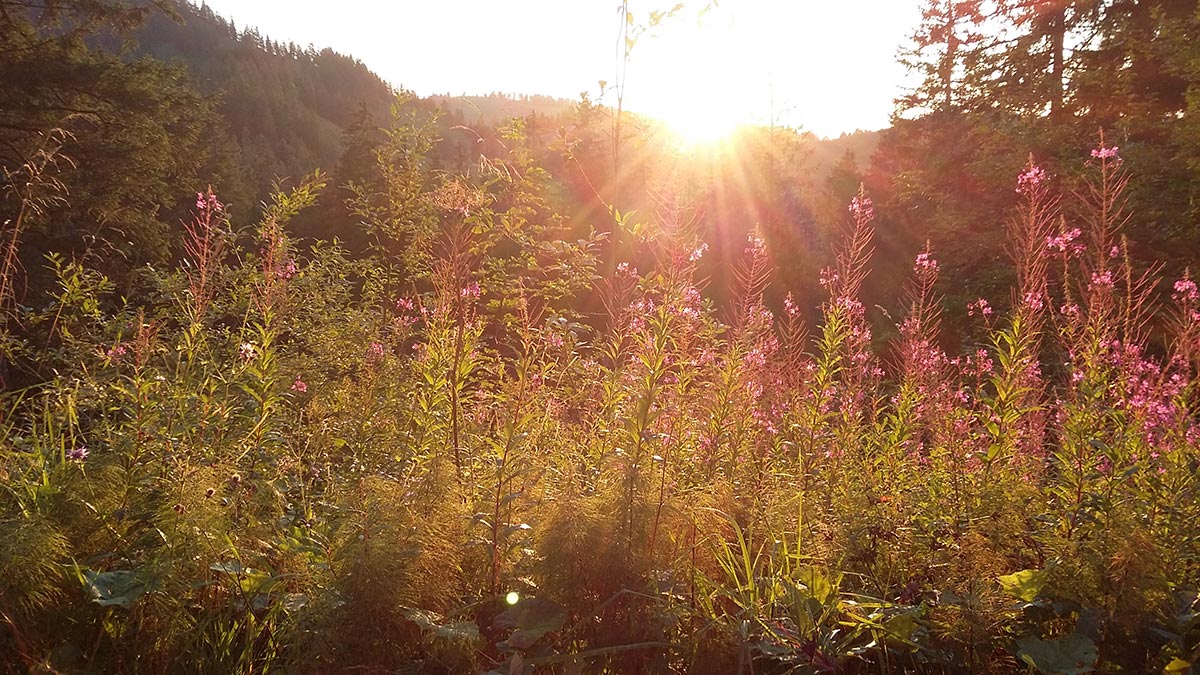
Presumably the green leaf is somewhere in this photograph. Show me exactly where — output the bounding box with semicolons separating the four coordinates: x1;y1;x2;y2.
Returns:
82;570;151;609
794;566;836;605
998;568;1049;603
1016;634;1097;674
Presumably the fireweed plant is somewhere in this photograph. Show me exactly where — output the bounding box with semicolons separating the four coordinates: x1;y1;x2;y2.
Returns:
0;123;1198;675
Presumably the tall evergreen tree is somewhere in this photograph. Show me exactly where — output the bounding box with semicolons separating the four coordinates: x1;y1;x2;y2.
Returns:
897;0;988;114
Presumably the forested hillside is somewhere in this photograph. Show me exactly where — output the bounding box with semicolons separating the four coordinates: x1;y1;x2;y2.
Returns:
3;1;1200;673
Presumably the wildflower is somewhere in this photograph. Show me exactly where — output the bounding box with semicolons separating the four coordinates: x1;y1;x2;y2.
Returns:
238;342;257;361
783;292;801;318
460;282;481;299
370;342;386;358
66;447;89;462
195;190;223;213
275;258;298;280
914;251;939;274
395;297;416;312
688;242;708;263
1173;278;1199;303
1046;227;1083;256
746;234;767;254
819;268;839;290
849;195;875;222
616;262;636;276
1022;290;1044;312
291;376;308;393
1090;270;1114;289
968;298;993;318
105;343;128;360
1016;164;1046;194
1091;144;1120;161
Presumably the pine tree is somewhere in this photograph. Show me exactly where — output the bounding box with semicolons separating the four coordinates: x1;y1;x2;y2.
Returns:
897;0;988;115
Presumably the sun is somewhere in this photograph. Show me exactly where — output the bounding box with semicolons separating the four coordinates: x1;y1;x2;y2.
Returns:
622;6;762;148
662;103;746;148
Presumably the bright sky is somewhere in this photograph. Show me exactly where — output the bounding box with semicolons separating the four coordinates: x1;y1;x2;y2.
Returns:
197;1;922;139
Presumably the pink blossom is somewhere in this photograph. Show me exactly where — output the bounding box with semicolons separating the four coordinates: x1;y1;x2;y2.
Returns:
746;234;767;254
1046;228;1083;256
291;376;308;393
370;342;386;358
1016;164;1046;194
1173;278;1199;303
1022;290;1044;312
460;282;481;299
914;252;939;274
849;195;875;222
1091;144;1120;161
195;190;223;213
275;258;298;280
968;298;993;318
689;242;708;263
1090;270;1114;289
783;292;801;318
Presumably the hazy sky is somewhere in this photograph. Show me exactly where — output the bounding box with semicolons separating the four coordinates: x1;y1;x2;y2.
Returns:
197;1;922;138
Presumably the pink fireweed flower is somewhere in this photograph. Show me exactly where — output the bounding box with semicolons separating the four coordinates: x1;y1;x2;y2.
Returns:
968;298;993;318
460;282;481;299
914;251;938;273
1090;270;1114;289
849;195;875;222
291;376;308;393
395;297;416;312
275;258;298;280
1173;278;1199;303
746;234;767;255
195;190;223;213
238;342;257;361
783;292;801;318
1046;227;1083;256
369;342;386;358
1016;164;1046;194
819;268;839;290
689;242;708;262
105;343;128;360
1091;144;1120;161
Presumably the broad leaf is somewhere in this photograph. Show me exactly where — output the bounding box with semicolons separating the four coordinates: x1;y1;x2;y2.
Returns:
82;570;151;609
1016;634;1097;675
998;568;1049;603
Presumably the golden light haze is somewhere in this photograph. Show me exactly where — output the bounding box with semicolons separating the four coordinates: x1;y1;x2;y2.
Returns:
198;0;921;138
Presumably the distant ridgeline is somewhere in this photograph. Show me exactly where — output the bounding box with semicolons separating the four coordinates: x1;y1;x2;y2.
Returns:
124;3;589;204
126;1;397;195
427;93;580;131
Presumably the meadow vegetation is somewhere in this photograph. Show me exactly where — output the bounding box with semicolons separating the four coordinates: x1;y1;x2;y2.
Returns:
1;102;1198;673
